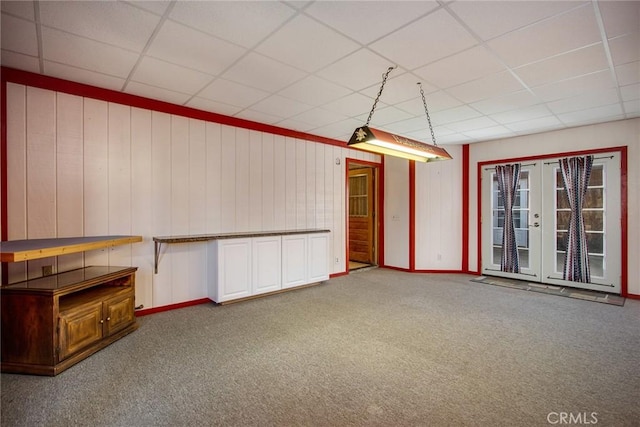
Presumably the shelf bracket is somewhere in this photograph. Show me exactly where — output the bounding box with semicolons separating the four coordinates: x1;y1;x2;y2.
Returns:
154;241;162;274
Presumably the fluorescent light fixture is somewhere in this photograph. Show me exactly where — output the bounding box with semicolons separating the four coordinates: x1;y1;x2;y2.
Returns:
347;126;452;163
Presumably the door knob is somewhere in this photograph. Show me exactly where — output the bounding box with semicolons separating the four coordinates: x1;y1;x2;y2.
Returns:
530;222;540;228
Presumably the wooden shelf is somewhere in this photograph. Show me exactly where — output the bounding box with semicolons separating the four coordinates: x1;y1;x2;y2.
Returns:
0;235;143;262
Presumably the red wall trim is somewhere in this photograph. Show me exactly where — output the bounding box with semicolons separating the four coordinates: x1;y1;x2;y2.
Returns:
626;294;640;301
1;70;7;285
476;146;628;296
345;157;384;274
135;298;211;316
1;66;348;148
462;144;470;273
329;271;349;279
409;160;416;272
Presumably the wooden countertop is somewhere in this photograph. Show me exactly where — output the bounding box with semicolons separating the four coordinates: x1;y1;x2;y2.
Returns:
153;229;330;244
1;235;143;262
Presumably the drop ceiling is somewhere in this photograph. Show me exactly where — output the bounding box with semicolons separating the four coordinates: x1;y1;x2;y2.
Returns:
1;1;638;145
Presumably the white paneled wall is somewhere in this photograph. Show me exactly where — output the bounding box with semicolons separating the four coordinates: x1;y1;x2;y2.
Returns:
383;155;410;269
4;83;379;309
415;145;463;270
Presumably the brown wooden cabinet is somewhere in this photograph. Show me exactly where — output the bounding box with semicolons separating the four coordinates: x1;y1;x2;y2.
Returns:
1;266;138;376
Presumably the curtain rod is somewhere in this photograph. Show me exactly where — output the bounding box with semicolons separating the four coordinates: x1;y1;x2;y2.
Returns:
484;155;614;170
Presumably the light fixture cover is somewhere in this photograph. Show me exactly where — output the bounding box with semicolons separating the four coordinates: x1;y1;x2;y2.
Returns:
348;126;452;162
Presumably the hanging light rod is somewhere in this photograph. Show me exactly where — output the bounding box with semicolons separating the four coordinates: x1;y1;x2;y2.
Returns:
347;67;452;162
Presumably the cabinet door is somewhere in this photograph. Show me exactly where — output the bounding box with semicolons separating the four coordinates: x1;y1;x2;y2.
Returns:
58;301;103;361
308;233;330;282
252;236;282;295
282;235;307;289
104;291;135;337
217;238;252;302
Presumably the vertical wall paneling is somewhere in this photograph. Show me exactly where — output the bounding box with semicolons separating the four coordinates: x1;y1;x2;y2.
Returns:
332;146;344;270
205;122;222;233
188;118;207;300
56;93;84;273
151;111;172;306
131;107;153;309
295;139;307;229
261;133;275;230
6;83;27;282
26;87;57;278
284;137;296;229
235;128;250;231
324;145;336;272
384;155;409;269
315;143;325;229
273;135;286;230
107;103;132;267
220;125;236;231
83;98;109;266
249;130;263;232
170;115;190;303
306;141;316;229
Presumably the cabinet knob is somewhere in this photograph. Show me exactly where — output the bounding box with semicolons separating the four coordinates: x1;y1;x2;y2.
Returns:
106;317;111;322
100;320;104;324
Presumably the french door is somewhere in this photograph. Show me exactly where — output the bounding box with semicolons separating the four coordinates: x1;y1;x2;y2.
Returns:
481;153;621;294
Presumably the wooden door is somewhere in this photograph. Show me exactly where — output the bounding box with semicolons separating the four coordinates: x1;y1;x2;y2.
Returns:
349;167;374;264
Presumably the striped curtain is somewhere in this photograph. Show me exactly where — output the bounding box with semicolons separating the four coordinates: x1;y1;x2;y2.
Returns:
559;155;594;282
496;164;521;273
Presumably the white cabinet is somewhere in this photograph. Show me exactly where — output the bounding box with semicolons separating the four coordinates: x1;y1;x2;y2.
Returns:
308;233;330;283
208;238;252;303
208;232;329;303
282;232;330;289
252;236;282;296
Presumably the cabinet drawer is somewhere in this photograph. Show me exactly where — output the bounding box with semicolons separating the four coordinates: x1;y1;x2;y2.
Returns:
58;301;103;361
104;292;135;336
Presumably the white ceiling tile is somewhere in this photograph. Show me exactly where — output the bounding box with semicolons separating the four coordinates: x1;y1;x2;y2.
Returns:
437;133;474;144
1;1;35;20
221;52;307;93
515;44;609;88
448;1;585;41
615;61;640;86
624;100;640;116
487;4;601;67
621;83;640;101
311;118;363;139
322;93;377;118
256;14;359;73
186;97;243;117
506;116;564;132
291;107;348;128
430;105;483;125
558;103;624;125
445;116;499;132
359;106;413;126
446;71;525;103
250;95;313;119
360;72;437;105
284;2;312;10
470;90;541;115
131;56;213;95
599;0;640;39
235;109;282;125
317;49;399;91
546;88;620;115
414;45;506;89
125;1;171;16
198;78;269;109
369;8;477;69
40;1;160;52
42;27;140;78
125;81;191;105
146;20;245;76
278;75;352;106
489;105;552;125
407;90;463;113
2;14;38;55
169;1;295;48
1;50;40;73
532;70;616;102
305;1;439;44
609;33;640;66
275;117;318;133
44;61;126;91
462;126;516;140
407;126;455;140
384;117;433;134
